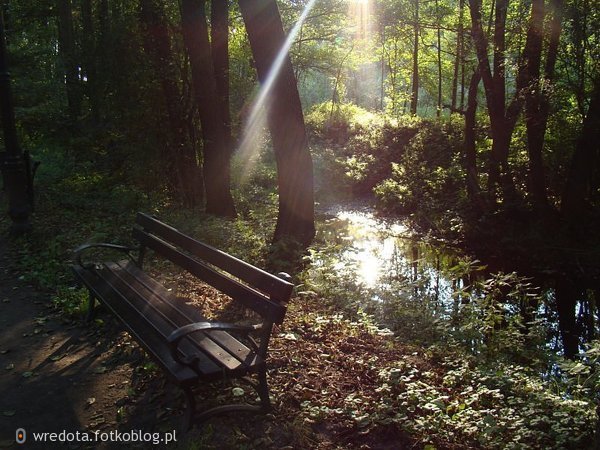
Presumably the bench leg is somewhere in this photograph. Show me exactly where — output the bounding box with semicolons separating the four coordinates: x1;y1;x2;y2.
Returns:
257;369;271;411
86;291;96;323
183;387;196;431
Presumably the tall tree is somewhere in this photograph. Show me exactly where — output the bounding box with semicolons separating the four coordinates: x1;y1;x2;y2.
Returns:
238;0;316;245
140;0;203;206
523;0;563;209
81;0;99;121
410;0;420;115
468;0;530;201
181;0;236;217
57;0;81;124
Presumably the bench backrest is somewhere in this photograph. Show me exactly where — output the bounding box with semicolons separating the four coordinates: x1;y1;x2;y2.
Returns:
132;213;292;324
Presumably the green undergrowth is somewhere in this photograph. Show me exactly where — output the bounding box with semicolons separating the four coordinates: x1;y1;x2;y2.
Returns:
3;147;597;449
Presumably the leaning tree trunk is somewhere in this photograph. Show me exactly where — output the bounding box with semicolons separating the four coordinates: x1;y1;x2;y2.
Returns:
238;0;315;245
181;0;236;217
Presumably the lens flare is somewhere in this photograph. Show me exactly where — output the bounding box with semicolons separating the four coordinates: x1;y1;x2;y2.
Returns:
237;0;319;183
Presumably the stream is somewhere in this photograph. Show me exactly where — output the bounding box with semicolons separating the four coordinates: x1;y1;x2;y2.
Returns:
309;208;470;331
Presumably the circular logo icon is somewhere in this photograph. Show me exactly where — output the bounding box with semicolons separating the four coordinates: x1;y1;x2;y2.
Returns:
16;428;26;444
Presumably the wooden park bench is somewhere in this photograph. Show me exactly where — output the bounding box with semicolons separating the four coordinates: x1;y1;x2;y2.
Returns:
72;212;293;429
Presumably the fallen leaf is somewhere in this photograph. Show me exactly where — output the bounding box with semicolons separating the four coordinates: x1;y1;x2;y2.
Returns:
5;363;14;370
86;397;96;406
232;387;245;397
3;410;16;417
22;371;34;378
93;366;107;374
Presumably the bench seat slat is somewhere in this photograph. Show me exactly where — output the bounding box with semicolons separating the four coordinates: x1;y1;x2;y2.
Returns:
108;261;261;368
117;262;264;366
132;229;287;324
101;263;258;373
72;265;202;384
136;212;293;303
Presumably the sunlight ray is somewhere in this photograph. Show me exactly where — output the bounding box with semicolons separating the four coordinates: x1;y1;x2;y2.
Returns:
236;0;319;183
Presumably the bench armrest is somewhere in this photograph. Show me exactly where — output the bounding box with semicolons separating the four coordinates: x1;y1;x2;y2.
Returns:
168;322;262;365
74;243;137;269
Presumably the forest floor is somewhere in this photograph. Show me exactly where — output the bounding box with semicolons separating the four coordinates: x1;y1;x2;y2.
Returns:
0;223;418;450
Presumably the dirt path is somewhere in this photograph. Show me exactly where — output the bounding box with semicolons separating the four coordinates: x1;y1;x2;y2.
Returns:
0;232;284;450
0;234;168;449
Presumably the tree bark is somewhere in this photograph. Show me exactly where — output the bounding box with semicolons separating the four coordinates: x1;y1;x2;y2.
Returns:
238;0;315;245
181;0;236;217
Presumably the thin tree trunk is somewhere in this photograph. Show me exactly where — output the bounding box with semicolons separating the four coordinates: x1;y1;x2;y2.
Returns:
57;0;81;124
523;0;548;209
238;0;315;245
436;0;442;117
464;70;482;203
524;0;564;210
81;0;99;121
452;0;464;111
181;0;236;217
410;0;419;115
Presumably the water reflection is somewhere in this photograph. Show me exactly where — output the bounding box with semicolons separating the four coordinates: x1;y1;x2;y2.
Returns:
333;211;408;288
313;210;457;305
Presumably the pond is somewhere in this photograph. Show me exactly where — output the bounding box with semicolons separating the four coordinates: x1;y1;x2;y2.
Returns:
308;208;472;331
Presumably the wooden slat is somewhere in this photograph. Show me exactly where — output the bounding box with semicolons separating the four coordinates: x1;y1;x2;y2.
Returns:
72;265;201;384
132;228;287;324
108;261;260;368
136;212;293;303
101;263;247;372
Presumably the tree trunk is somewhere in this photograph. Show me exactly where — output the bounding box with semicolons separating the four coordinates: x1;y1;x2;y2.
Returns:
522;0;548;209
451;0;464;111
211;0;231;151
555;276;580;358
435;0;442;117
464;70;482;203
81;0;100;122
469;0;528;202
181;0;236;217
140;0;203;206
410;0;419;115
57;0;81;124
238;0;315;245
